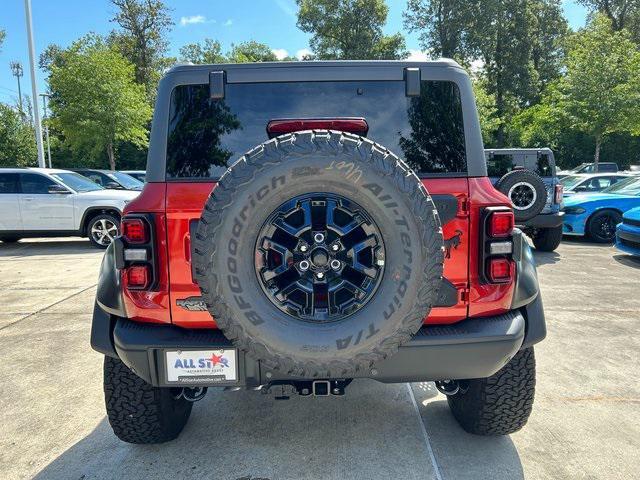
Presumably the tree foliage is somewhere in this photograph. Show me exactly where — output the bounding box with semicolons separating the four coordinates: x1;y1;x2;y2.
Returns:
179;39;287;64
297;0;407;59
0;103;37;167
179;39;226;64
556;15;640;163
510;15;640;165
48;37;152;170
404;1;567;146
0;29;6;52
109;0;173;100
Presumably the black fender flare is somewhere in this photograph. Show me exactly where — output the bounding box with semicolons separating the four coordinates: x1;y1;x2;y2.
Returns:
511;228;546;347
90;241;126;358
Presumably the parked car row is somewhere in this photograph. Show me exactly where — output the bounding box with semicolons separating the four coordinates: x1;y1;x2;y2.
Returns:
0;167;145;248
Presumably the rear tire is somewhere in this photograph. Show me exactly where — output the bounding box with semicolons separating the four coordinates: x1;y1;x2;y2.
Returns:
447;347;536;435
532;226;563;252
103;356;193;444
586;210;622;243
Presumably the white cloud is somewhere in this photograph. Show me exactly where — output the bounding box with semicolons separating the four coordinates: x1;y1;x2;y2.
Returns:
223;19;233;27
275;0;297;19
272;49;289;60
180;15;207;27
296;48;313;60
407;49;429;61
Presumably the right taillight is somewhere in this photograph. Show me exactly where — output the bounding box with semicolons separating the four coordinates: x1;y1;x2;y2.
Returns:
488;258;513;283
481;207;515;284
488;210;514;237
126;265;150;289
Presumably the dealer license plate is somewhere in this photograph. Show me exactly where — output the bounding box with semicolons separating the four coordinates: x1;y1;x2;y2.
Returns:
165;349;237;384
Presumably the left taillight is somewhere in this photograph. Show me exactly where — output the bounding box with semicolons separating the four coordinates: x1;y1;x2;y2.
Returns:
554;184;564;204
122;218;148;243
481;207;515;284
116;215;156;290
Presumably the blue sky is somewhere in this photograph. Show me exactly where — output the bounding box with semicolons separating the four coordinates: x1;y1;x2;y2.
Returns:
1;0;588;108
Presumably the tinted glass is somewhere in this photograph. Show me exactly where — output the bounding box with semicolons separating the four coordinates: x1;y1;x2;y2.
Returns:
20;173;57;194
50;172;103;192
486;152;553;177
107;172;143;190
166;80;467;178
0;173;19;193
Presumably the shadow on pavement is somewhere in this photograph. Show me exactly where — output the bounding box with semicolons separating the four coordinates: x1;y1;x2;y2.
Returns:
33;380;443;480
0;239;96;257
532;250;561;266
410;382;523;480
561;235;612;248
612;254;640;269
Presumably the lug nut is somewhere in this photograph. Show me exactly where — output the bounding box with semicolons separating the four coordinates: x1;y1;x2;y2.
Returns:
331;244;339;251
300;245;308;252
299;260;310;271
330;259;341;270
314;233;325;243
316;272;324;279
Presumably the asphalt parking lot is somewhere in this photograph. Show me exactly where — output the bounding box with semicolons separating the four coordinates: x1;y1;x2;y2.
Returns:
0;237;638;480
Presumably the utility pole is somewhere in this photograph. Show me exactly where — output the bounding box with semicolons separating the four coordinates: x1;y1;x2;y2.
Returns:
40;93;52;168
24;0;45;168
9;61;24;116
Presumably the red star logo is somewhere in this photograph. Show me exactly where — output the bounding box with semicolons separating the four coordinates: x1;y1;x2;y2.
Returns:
209;353;223;366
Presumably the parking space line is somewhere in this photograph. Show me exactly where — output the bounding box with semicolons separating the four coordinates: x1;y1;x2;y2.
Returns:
407;383;443;480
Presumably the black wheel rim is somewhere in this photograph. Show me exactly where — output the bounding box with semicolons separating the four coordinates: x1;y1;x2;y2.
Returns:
509;182;536;210
255;193;385;323
595;215;616;241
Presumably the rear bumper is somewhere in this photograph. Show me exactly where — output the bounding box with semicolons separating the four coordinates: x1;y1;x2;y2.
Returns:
91;296;545;387
520;211;564;229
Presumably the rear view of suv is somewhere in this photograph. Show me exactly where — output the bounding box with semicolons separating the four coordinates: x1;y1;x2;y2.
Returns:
486;148;564;251
91;60;546;444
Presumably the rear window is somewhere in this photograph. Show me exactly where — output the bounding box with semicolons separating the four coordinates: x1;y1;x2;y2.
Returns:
166;80;467;179
486;152;554;177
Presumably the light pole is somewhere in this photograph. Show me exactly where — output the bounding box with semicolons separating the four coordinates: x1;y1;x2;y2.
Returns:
24;0;45;168
40;93;52;168
9;61;24;115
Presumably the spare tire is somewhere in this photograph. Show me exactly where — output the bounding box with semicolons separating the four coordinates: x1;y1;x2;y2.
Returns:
496;169;547;222
193;130;444;378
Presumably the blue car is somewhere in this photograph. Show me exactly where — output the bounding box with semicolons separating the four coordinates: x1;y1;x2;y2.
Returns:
562;176;640;242
616;206;640;255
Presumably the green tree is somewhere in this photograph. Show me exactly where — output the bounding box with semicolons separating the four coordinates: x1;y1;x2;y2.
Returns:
109;0;173;99
513;16;640;166
0;103;36;167
179;39;288;64
227;41;279;63
297;0;407;59
179;38;226;64
404;0;475;59
473;79;500;144
578;0;640;42
48;37;152;170
0;29;6;52
557;15;640;164
403;1;568;146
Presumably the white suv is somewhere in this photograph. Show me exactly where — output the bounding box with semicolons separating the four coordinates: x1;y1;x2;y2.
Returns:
0;168;139;248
